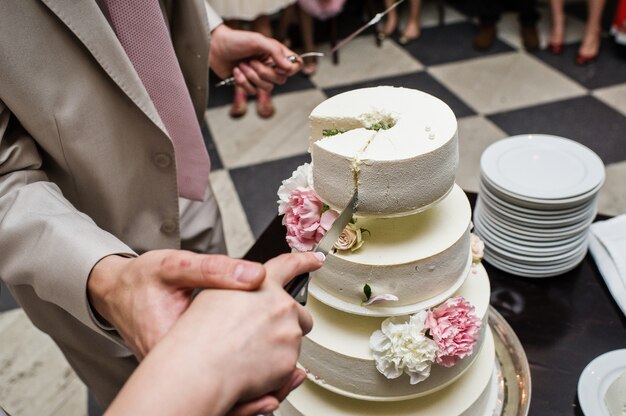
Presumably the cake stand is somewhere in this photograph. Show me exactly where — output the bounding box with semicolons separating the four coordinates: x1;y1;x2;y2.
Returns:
488;306;531;416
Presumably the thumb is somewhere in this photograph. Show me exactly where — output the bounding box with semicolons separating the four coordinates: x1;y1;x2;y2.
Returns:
259;35;298;74
159;252;265;290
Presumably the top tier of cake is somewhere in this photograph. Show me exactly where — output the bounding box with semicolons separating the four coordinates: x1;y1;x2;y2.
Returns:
310;86;458;216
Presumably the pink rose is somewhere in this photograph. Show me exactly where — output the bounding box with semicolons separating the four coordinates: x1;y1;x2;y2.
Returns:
283;187;338;251
425;296;482;368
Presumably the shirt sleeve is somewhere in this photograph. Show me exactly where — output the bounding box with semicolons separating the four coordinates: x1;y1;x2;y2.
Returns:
204;1;223;32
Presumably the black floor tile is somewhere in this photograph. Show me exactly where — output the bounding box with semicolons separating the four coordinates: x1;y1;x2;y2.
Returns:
0;281;18;312
400;21;515;66
532;39;626;90
489;95;626;165
201;122;224;171
229;153;311;238
323;70;476;118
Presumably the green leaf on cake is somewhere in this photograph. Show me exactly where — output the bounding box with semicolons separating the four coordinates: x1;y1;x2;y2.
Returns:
322;128;345;136
363;283;372;301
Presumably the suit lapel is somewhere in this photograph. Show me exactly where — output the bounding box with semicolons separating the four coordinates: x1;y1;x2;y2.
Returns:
40;0;169;136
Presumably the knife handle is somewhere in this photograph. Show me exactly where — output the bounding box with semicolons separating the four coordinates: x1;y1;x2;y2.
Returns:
284;272;310;306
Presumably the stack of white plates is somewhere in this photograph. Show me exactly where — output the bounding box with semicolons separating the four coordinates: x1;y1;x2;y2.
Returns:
474;134;605;278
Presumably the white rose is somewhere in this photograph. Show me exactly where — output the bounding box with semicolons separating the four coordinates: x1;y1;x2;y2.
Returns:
369;311;437;384
471;233;485;264
277;163;314;215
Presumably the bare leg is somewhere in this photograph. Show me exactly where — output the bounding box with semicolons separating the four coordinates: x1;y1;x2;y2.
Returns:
382;0;398;36
277;4;295;46
549;0;565;46
225;19;247;118
401;0;422;41
298;7;318;75
579;0;605;57
251;15;276;118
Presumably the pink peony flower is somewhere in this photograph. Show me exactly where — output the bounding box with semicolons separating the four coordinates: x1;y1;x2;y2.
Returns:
283;186;338;251
425;296;482;368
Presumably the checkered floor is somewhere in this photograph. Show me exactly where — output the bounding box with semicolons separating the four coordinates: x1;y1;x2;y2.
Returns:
1;1;625;414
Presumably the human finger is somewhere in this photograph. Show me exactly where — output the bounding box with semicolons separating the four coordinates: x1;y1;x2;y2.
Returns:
232;66;257;95
158;251;265;290
226;395;279;416
296;302;313;335
264;252;325;287
238;62;274;92
250;60;288;85
272;368;307;402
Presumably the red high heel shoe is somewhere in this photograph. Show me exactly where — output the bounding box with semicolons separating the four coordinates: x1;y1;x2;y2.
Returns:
575;52;598;65
548;41;564;55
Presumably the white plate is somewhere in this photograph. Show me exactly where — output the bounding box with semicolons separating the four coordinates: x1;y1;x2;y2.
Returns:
483;249;587;278
476;203;595;238
479;192;597;228
475;222;588;257
578;349;626;416
474;212;587;248
479;181;597;217
480;135;605;200
485;240;588;266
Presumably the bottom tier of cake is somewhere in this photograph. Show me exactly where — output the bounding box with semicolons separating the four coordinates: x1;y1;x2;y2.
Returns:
278;327;496;416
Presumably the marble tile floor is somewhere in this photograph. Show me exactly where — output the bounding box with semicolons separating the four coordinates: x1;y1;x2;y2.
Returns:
1;1;625;414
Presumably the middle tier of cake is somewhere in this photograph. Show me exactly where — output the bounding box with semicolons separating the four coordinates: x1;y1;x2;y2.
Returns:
310;184;472;315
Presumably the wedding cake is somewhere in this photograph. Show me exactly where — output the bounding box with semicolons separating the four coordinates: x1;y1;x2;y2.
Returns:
276;86;496;415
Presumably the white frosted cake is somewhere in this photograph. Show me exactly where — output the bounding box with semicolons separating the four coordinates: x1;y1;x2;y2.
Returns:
309;86;458;216
276;86;499;416
606;371;626;416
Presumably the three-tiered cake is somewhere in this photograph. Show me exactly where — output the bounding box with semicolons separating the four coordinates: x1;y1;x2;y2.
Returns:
277;87;496;415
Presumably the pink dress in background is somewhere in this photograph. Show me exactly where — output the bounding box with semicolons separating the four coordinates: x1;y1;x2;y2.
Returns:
298;0;346;20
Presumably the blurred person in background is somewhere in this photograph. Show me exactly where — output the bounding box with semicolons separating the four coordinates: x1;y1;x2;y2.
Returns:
277;0;346;75
548;0;606;64
473;0;540;51
378;0;423;45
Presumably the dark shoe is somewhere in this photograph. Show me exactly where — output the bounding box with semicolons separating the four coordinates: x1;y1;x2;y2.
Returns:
548;41;564;55
521;25;539;51
474;25;497;51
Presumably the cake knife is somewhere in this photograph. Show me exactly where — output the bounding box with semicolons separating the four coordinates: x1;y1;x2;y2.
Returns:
285;190;358;306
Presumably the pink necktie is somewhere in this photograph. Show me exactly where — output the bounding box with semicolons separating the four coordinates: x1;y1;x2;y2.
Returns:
104;0;210;201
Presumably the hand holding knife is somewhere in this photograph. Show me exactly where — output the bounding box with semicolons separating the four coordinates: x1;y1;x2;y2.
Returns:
215;0;405;88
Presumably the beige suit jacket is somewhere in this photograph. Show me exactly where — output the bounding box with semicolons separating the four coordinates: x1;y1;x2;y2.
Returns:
0;0;218;356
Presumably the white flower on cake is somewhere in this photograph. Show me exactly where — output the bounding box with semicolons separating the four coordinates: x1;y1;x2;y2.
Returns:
277;163;314;215
369;311;437;384
470;233;485;264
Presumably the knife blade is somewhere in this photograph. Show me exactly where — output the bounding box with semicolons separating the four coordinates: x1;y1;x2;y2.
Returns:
285;190;358;305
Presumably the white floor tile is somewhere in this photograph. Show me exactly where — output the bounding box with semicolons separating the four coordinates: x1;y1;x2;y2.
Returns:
210;170;256;258
598;160;626;217
456;115;508;193
206;89;326;169
429;51;586;114
0;309;86;416
593;83;626;117
310;37;423;89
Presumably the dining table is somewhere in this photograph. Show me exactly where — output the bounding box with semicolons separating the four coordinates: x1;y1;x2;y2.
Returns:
244;191;626;416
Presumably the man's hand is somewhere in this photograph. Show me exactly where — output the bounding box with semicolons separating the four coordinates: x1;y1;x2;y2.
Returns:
87;250;267;359
105;252;324;416
209;25;301;95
